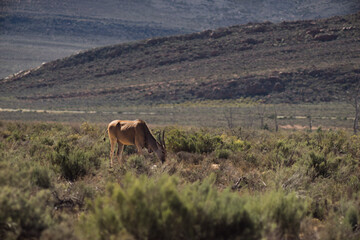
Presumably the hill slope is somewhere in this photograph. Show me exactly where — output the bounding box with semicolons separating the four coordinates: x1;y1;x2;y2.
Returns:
1;0;359;78
1;12;360;110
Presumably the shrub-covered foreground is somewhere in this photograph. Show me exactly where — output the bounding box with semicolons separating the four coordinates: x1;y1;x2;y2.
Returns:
0;121;360;239
80;174;306;240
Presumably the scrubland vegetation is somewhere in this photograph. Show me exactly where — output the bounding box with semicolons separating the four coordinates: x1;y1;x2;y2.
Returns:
1;120;360;239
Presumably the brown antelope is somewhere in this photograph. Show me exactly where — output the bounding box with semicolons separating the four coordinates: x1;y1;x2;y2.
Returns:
107;119;166;168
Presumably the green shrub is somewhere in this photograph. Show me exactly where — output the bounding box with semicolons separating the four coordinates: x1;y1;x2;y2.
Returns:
310;198;328;220
126;155;149;174
5;122;27;142
51;139;99;181
309;130;348;155
79;174;258;240
79;174;309;240
166;129;222;154
182;176;257;240
322;130;347;155
166;129;197;153
346;206;358;231
196;132;222;153
29;142;53;162
40;221;79;240
31;165;52;189
7;128;26;142
244;152;258;165
80;122;95;134
320;202;360;240
348;175;360;192
219;134;249;152
41;137;55;146
215;148;232;159
347;135;360;159
307;151;329;179
62;150;90;181
0;187;53;239
249;190;308;239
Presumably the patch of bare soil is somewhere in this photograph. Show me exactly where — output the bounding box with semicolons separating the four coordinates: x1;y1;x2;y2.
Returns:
280;124;345;130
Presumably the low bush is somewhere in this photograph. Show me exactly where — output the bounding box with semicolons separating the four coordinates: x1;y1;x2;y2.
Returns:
253;191;308;239
219;134;250;152
31;165;52;189
126;154;150;174
319;201;360;240
166;128;222;154
0;187;53;239
307;151;329;179
79;174;309;240
51;139;100;181
79;174;259;240
41;221;79;240
306;151;341;180
215;148;232;159
346;205;358;231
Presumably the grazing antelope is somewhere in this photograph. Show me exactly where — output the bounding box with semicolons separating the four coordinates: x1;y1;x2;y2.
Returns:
107;119;166;168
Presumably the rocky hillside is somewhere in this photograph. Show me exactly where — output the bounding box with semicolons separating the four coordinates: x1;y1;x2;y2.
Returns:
1;12;360;109
1;0;359;78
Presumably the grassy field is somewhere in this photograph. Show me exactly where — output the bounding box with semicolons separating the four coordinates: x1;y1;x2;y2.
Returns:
0;102;356;131
1;120;360;239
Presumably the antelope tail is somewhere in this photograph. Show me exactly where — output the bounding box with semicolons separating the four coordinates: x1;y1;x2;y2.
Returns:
103;128;107;142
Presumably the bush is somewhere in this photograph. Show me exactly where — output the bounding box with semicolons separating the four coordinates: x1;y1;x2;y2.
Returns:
166;129;222;154
60;149;90;181
220;134;249;152
347;135;360;159
320;203;360;240
0;187;53;239
257;191;308;239
309;130;348;155
41;137;55;146
79;174;309;240
51;139;99;181
346;206;358;231
215;149;232;159
79;174;258;240
307;151;329;179
40;221;79;240
166;129;197;153
126;155;149;174
306;151;341;180
31;165;52;189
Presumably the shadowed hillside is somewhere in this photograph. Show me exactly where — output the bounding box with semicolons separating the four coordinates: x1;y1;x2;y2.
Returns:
1;12;360;110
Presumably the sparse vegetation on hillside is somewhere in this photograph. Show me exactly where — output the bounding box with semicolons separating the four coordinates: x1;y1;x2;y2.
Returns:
2;0;359;80
1;121;360;239
1;12;360;111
